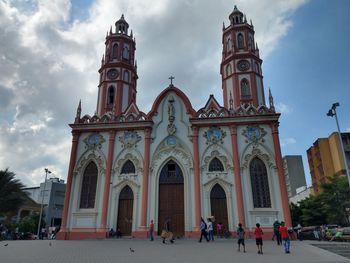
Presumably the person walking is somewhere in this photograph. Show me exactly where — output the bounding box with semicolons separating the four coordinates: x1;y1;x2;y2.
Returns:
208;218;214;242
254;223;263;254
149;220;154;241
279;221;290;253
273;220;281;245
237;223;246;252
217;222;223;238
199;218;209;242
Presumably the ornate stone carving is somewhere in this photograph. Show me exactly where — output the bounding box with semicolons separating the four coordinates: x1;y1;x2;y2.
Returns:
242;147;276;169
201;150;233;174
167;95;176;135
76;152;106;175
83;133;105;150
242;125;267;145
151;137;193;173
203;127;226;145
119;131;141;148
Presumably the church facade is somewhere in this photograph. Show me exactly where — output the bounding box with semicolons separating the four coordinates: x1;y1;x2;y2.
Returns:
57;6;291;240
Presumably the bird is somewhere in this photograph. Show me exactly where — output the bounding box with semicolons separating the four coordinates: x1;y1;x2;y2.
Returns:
4;244;8;246
129;248;135;253
49;242;52;246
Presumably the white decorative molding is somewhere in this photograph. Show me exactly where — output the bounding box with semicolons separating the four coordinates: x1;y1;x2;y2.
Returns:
75;150;106;176
119;131;141;149
242;147;276;169
201;150;233;173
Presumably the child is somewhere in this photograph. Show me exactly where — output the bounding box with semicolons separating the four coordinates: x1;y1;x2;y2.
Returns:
237;223;246;252
149;220;154;241
279;221;290;253
254;223;263;254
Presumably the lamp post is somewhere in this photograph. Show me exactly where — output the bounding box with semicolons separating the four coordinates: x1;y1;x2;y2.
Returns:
327;102;350;187
36;168;51;239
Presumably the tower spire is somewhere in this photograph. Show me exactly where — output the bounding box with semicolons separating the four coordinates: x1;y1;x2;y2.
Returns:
75;99;81;123
269;88;275;111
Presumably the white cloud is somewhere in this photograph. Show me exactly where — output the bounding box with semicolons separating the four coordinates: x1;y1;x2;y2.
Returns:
276;102;293;114
281;137;297;147
0;0;308;186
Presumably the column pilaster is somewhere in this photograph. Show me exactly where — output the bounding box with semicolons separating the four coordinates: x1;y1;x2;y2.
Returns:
230;125;245;226
100;130;116;232
134;128;151;237
192;126;201;234
56;131;80;240
271;122;292;226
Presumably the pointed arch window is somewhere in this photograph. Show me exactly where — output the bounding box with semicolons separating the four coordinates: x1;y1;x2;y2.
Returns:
226;64;232;77
108;86;115;105
237;33;244;49
122;45;129;60
209;157;224;172
227;38;232;51
240;79;251;99
123;70;130;82
80;162;98;209
250;157;271;208
121;160;136;174
112;44;118;59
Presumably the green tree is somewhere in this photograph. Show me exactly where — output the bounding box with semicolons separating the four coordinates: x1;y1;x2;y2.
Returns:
320;176;350;225
290;202;303;226
0;169;27;214
300;195;327;226
17;213;39;233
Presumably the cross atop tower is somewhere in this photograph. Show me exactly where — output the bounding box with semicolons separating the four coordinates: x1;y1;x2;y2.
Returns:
169;76;175;86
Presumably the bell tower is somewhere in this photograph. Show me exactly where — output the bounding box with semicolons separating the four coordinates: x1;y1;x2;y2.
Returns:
220;5;265;110
96;15;138;116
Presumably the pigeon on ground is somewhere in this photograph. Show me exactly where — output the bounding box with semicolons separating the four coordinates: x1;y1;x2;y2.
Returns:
129;248;135;252
4;244;8;246
49;242;52;246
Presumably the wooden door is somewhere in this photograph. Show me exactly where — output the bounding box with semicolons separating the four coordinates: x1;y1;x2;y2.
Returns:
117;186;133;235
158;161;184;237
210;184;229;234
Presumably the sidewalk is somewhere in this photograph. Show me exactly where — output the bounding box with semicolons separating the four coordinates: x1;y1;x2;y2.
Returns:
1;238;349;263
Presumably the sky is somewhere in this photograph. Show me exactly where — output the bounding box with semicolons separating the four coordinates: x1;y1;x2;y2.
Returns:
0;0;349;187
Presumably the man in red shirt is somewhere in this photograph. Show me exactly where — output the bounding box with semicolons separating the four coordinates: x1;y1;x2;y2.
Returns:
254;223;263;254
149;220;154;241
279;221;290;253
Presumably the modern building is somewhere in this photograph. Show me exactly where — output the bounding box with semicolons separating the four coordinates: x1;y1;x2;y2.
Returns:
25;178;66;227
307;132;350;194
57;5;291;240
282;155;307;199
289;186;312;204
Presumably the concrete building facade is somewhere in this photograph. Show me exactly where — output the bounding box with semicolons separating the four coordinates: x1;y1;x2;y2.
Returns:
25;178;66;227
283;155;307;199
307;132;350;194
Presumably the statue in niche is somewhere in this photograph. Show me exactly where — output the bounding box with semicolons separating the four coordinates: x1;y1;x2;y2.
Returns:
167;96;176;135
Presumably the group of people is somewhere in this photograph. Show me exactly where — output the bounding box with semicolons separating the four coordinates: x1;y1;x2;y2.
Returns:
148;218;293;254
236;221;291;255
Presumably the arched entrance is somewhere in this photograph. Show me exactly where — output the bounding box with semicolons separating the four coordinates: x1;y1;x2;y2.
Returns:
117;185;133;235
210;184;228;234
158;160;184;237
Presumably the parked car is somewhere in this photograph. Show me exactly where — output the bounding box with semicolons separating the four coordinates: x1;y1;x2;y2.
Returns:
19;232;35;240
298;226;320;240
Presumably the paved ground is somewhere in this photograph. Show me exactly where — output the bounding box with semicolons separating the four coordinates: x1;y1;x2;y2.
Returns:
312;243;350;259
1;238;349;263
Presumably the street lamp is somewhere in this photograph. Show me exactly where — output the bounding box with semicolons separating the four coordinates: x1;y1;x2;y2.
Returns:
327;102;350;187
36;168;51;239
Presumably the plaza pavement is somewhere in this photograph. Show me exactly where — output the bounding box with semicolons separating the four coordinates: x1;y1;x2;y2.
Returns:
1;238;349;263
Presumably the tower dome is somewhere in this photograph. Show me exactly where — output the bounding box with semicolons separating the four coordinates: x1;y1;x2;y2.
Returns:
115;14;129;34
229;5;244;25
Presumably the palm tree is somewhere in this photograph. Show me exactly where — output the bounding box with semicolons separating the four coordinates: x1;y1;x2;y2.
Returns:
0;168;27;215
